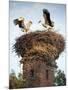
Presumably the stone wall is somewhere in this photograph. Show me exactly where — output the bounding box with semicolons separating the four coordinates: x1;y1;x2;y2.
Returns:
23;60;54;87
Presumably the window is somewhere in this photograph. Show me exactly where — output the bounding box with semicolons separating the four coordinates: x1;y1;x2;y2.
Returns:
46;70;49;80
30;69;34;79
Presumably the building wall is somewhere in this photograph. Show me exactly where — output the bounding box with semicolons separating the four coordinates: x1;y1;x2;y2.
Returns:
23;60;54;87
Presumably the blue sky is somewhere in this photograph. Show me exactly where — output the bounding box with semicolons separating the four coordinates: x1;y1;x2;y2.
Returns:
9;1;66;76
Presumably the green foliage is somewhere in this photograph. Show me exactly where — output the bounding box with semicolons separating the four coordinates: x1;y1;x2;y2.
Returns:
9;71;26;89
9;69;66;88
54;70;66;86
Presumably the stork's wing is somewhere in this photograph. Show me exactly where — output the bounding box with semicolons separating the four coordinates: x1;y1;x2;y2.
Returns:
19;20;25;28
13;19;18;25
25;21;32;29
52;21;54;27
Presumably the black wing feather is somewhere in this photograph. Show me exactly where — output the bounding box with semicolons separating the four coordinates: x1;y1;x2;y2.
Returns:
13;19;18;25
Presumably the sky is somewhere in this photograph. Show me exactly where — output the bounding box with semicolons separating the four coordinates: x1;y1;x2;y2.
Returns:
9;1;66;76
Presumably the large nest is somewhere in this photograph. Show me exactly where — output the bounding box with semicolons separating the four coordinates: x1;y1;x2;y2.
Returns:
14;31;65;62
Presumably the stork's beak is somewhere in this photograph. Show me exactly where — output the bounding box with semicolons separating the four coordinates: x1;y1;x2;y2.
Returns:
38;20;41;23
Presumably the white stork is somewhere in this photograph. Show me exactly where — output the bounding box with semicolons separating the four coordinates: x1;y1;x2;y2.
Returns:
38;9;54;31
13;17;32;33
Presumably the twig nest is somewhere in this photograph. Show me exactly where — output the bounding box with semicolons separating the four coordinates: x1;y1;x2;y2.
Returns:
14;31;65;62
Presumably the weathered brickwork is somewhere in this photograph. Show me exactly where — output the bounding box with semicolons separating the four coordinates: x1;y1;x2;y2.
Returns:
22;60;55;87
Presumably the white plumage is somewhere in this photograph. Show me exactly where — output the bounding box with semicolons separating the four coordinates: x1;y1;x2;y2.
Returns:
13;17;32;33
38;9;54;31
